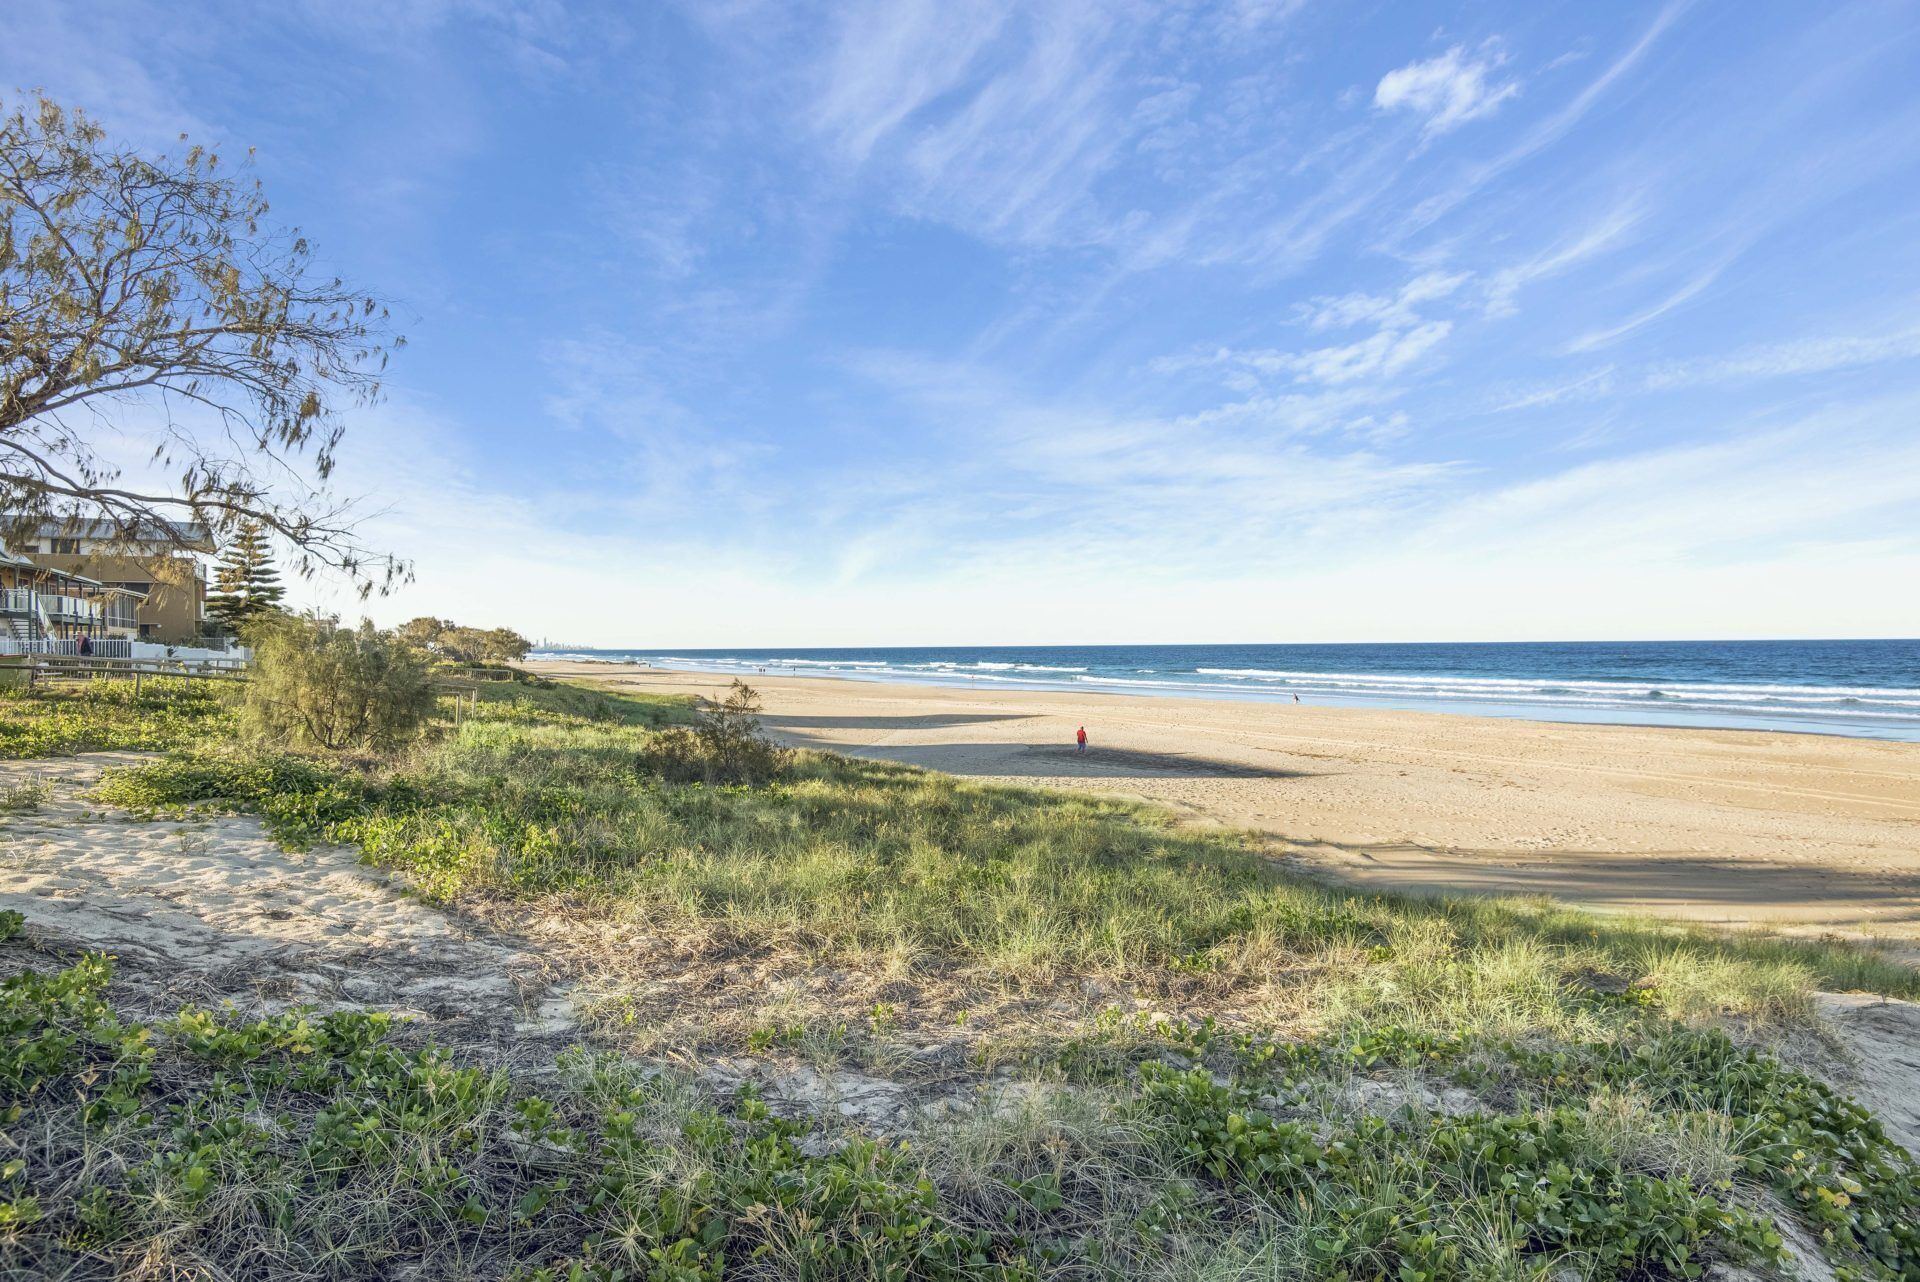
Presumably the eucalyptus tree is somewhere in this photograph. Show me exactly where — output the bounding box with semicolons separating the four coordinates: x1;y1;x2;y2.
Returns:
0;94;404;591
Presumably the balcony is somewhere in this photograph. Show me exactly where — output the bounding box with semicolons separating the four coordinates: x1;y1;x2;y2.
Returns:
39;593;103;622
0;587;33;614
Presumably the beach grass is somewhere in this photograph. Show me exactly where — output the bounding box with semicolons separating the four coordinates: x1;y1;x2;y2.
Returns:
92;675;1920;1030
9;673;1920;1279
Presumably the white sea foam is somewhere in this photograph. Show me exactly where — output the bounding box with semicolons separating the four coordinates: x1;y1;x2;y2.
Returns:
534;648;1920;737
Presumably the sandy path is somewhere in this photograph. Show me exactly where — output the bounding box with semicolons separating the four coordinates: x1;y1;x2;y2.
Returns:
531;662;1920;935
0;755;571;1056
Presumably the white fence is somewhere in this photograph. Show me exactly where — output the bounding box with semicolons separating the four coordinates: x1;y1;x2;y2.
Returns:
0;637;134;658
0;636;249;661
130;641;250;668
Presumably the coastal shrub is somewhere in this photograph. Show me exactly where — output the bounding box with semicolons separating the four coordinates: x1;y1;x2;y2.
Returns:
639;679;788;785
241;615;437;752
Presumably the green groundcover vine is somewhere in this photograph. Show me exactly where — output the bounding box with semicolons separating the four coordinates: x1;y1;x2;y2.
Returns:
4;909;1917;1281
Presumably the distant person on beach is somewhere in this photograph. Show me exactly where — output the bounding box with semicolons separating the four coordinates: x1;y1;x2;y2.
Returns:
1076;725;1088;753
1293;694;1300;703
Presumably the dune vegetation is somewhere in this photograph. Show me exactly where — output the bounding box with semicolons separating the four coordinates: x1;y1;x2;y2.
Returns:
5;668;1920;1279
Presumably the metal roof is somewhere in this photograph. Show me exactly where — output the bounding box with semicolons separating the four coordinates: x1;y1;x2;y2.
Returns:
1;514;217;552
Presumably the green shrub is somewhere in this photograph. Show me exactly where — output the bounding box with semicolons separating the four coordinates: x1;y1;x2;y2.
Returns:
639;679;787;785
242;616;437;752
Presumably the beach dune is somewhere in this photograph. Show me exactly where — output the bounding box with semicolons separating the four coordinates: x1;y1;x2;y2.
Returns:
530;660;1920;936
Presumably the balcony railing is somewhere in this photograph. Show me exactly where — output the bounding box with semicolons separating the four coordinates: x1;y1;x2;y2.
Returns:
37;593;103;621
0;587;134;628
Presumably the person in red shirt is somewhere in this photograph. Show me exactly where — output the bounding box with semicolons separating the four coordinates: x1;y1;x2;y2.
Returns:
1076;725;1088;754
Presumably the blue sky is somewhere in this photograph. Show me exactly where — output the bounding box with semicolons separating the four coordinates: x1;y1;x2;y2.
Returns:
7;0;1920;645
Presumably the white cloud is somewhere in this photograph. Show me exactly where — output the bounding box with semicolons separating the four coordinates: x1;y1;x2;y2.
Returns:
1424;399;1920;564
1177;321;1454;390
1562;259;1728;353
0;7;210;149
1643;326;1920;389
1397;1;1687;235
1304;270;1471;330
1487;323;1920;411
809;0;1012;164
1192;266;1466;390
1374;46;1519;135
1486;367;1618;412
1289;321;1455;385
326;390;1920;647
1483;199;1645;317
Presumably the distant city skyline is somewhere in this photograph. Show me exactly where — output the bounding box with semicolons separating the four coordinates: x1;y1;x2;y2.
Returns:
6;1;1919;645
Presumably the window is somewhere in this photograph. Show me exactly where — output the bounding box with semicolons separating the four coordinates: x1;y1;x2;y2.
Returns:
15;544;39;554
51;538;80;554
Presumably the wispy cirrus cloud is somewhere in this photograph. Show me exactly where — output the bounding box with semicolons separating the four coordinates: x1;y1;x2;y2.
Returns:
1645;325;1920;389
1220;321;1455;387
1482;199;1645;317
808;0;1013;164
1489;322;1920;412
1395;0;1688;237
11;0;1920;645
1302;271;1471;330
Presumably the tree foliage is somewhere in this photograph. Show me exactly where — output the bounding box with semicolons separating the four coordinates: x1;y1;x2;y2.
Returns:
242;615;435;752
0;94;404;591
397;615;530;665
396;615;448;651
205;519;285;630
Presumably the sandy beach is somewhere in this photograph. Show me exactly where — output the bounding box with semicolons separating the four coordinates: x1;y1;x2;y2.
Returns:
530;660;1920;935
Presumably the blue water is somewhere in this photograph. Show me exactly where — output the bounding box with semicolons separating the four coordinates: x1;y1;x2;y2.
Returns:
532;640;1920;741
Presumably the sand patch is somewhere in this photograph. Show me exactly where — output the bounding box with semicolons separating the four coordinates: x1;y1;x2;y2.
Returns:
0;754;571;1063
1818;991;1920;1153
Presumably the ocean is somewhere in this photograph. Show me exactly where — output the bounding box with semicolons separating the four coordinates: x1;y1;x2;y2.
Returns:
532;639;1920;741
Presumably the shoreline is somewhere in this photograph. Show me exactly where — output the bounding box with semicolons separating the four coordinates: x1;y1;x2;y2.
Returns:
528;659;1920;935
531;648;1920;744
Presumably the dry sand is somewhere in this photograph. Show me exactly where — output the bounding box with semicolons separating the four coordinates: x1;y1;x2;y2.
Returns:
530;661;1920;937
0;754;572;1060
